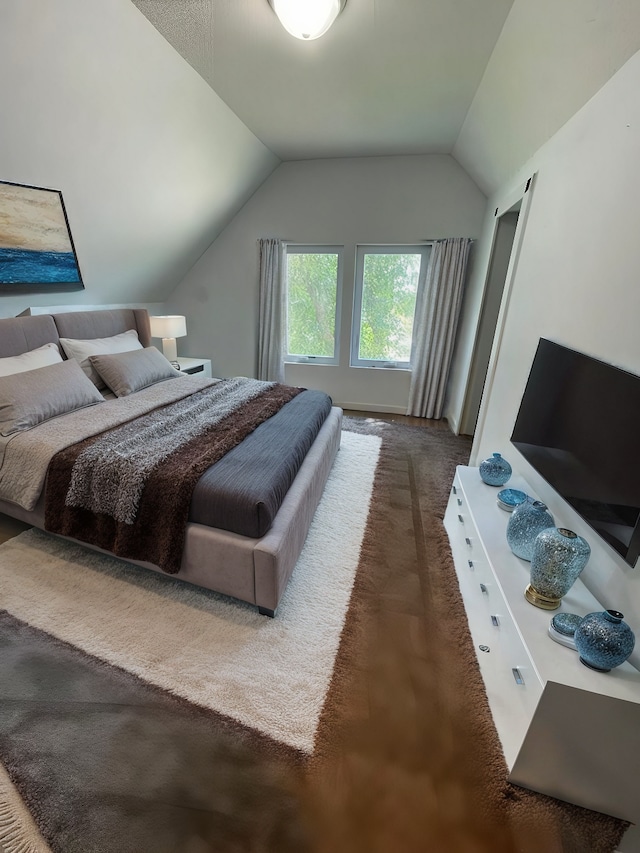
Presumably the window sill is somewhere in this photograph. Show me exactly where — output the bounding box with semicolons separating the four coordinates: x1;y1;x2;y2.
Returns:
349;364;412;372
284;359;338;367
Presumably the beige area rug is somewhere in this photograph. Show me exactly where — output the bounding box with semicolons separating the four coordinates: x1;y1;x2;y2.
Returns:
0;430;381;755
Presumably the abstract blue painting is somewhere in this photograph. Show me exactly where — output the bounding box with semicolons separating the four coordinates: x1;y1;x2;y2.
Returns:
0;181;84;293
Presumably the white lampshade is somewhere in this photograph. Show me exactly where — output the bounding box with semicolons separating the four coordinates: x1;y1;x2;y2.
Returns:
269;0;345;40
149;315;187;340
150;315;187;363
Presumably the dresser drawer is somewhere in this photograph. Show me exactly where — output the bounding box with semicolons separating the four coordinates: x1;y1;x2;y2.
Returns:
461;553;487;580
473;598;542;721
473;644;542;727
471;634;543;761
450;503;479;550
473;572;504;614
457;558;494;609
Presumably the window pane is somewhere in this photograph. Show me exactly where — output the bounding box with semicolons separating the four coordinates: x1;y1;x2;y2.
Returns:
286;252;338;358
358;253;420;361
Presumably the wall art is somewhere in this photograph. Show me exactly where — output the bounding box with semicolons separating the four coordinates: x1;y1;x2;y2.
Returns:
0;180;84;293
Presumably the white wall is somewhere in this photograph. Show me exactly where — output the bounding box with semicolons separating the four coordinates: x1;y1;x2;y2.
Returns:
453;0;640;196
0;0;278;318
168;154;486;411
465;51;640;666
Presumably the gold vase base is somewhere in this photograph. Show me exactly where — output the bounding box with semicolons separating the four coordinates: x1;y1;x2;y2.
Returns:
524;584;561;610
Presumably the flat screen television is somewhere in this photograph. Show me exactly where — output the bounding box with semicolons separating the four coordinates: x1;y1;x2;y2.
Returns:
510;339;640;567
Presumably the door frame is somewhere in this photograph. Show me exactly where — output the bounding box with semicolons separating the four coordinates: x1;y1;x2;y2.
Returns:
469;172;537;465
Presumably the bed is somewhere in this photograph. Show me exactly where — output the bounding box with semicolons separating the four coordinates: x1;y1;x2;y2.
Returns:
0;308;342;616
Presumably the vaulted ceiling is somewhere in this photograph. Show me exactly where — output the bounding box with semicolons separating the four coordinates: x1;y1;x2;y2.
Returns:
131;0;640;198
2;0;638;318
131;0;515;161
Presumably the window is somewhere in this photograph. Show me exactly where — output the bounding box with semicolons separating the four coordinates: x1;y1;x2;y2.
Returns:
284;243;431;370
285;246;342;365
351;245;431;368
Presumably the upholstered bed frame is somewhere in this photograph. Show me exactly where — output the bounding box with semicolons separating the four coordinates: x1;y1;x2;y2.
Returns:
0;308;343;616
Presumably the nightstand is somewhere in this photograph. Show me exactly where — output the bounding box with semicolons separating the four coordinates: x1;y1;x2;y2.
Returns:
175;357;212;378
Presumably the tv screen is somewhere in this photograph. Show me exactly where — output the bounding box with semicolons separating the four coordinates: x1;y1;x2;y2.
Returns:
510;339;640;567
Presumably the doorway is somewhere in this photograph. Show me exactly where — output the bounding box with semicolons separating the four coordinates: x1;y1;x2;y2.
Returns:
459;202;520;436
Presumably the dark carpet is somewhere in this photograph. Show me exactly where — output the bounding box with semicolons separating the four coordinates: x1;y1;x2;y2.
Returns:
0;415;628;853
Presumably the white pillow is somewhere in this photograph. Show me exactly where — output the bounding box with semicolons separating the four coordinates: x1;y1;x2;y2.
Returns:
59;329;143;388
0;342;62;378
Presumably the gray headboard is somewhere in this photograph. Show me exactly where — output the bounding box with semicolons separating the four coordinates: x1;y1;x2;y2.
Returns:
51;308;152;348
0;308;152;359
0;314;59;357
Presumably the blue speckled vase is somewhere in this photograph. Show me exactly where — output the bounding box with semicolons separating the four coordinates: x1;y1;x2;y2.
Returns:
506;499;555;561
574;610;635;672
526;527;590;610
479;453;512;486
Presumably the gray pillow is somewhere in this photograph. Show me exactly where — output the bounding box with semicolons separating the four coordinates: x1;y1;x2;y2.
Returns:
59;329;143;389
89;346;181;397
0;359;104;436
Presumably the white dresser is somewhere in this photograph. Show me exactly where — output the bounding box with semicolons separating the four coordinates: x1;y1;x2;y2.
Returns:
444;466;640;841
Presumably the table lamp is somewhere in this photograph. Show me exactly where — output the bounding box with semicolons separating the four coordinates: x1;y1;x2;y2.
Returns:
149;315;187;365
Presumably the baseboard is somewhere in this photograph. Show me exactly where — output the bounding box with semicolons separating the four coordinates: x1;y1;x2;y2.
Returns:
447;411;461;435
337;402;408;415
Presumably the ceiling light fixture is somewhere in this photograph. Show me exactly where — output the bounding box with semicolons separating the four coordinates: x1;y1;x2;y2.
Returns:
268;0;347;41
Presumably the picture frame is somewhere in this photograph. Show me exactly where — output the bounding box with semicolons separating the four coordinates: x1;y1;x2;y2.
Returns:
0;180;84;294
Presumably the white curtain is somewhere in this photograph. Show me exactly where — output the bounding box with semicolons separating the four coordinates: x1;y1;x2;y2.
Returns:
257;238;285;383
406;237;472;419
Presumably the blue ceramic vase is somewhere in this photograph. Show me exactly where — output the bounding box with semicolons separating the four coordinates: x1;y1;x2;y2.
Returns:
574;610;635;672
479;453;512;486
526;527;590;610
506;499;554;561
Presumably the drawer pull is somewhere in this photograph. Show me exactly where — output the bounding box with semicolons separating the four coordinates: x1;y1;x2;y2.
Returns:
457;498;462;507
478;644;490;653
452;485;458;495
465;537;472;547
458;514;464;524
479;582;488;594
468;559;474;570
490;614;500;627
512;667;525;686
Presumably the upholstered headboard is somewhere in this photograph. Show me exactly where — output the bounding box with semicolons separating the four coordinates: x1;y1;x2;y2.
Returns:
50;308;152;348
0;308;152;359
0;314;59;357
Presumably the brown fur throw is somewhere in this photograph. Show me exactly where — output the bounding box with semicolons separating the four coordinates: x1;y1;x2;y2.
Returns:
45;379;303;573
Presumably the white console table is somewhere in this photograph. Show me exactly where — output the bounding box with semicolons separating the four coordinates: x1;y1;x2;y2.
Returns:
444;466;640;839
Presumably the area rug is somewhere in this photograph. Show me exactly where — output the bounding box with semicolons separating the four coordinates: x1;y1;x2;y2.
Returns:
0;431;380;754
0;419;629;853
